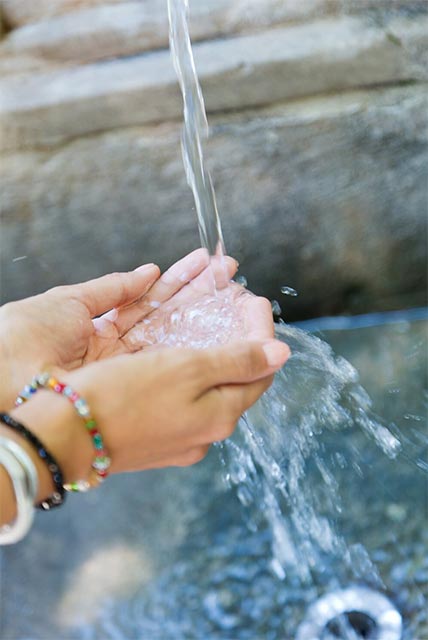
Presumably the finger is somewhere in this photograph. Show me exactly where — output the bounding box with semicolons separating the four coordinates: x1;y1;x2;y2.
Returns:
146;248;210;300
118;253;238;340
112;249;210;334
68;265;160;318
160;255;238;310
144;251;237;306
167;445;211;468
199;376;274;442
196;339;290;393
239;295;275;341
127;445;211;471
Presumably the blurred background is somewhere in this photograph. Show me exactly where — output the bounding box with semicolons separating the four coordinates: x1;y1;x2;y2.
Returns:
0;0;427;320
1;5;428;639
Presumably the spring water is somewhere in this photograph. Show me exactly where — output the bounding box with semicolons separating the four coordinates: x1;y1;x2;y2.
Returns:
130;0;426;596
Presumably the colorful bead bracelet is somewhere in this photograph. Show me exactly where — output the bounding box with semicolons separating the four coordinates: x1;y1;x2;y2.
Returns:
15;373;110;492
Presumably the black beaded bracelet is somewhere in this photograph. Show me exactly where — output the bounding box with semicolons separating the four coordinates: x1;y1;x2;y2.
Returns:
0;412;65;511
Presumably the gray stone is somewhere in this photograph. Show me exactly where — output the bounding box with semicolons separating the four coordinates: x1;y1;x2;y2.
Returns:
1;15;427;152
0;0;126;28
1;0;427;30
0;1;334;70
1;85;427;317
0;0;332;31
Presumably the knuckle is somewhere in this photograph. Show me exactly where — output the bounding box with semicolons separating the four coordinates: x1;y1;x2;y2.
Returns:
241;345;262;380
181;351;207;387
110;272;128;303
258;296;272;310
183;447;209;466
48;284;68;298
215;419;238;442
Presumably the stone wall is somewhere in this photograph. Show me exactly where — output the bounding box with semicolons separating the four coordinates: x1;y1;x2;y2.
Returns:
0;0;427;318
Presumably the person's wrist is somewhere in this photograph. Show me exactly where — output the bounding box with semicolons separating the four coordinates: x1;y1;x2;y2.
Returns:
65;366;119;475
9;387;94;499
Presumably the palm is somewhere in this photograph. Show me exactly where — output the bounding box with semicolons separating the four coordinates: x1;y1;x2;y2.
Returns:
89;251;250;357
118;255;274;351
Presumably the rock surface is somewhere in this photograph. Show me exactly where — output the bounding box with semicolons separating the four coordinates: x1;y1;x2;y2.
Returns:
1;15;427;152
1;86;427;316
1;0;427;29
0;1;427;318
1;1;427;73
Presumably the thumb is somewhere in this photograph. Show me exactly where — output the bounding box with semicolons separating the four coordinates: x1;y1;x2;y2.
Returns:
69;264;160;317
198;339;290;391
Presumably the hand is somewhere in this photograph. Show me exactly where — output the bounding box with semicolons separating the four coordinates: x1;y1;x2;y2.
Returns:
11;337;290;490
0;250;238;405
111;251;274;350
0;263;160;405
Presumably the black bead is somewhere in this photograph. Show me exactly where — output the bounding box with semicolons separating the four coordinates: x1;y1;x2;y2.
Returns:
0;412;66;511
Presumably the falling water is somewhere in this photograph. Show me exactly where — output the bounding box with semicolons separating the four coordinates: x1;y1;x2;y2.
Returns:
125;0;426;595
167;0;225;260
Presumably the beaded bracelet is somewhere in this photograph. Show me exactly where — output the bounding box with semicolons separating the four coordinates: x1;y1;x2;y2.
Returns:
16;373;111;492
0;412;65;511
0;435;38;544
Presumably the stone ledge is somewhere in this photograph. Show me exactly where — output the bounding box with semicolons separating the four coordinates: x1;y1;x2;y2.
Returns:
1;85;427;315
1;0;427;30
1;0;427;72
0;1;334;76
1;15;427;152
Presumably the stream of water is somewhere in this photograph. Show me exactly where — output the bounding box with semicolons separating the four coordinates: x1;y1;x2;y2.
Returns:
167;0;225;262
127;2;428;636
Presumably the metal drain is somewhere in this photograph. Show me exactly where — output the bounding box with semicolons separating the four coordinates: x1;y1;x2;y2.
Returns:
296;586;402;640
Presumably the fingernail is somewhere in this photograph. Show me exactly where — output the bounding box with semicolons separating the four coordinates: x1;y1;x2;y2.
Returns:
134;263;156;273
263;340;290;368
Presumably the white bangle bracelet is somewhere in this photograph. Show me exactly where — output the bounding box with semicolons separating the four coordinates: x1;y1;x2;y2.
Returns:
0;436;38;545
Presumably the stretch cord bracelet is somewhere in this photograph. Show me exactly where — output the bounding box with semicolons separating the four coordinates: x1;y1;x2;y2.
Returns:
0;412;65;511
16;374;111;492
0;435;38;545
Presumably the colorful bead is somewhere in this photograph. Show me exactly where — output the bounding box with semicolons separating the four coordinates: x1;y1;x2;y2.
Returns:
64;479;90;493
36;372;50;386
93;434;103;449
15;372;111;492
93;456;111;471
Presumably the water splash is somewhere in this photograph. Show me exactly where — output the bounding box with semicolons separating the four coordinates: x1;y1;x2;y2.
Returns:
129;281;404;583
129;285;246;350
221;322;402;583
164;0;410;584
281;285;299;297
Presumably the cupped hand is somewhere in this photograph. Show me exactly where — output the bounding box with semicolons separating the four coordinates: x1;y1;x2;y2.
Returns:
64;338;290;476
0;250;238;405
115;252;274;351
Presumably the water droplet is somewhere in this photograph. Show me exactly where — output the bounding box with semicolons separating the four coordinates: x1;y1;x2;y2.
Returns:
235;275;248;288
280;286;298;297
271;300;282;317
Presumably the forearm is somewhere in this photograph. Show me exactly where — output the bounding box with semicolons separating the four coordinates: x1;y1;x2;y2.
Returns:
0;390;93;527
